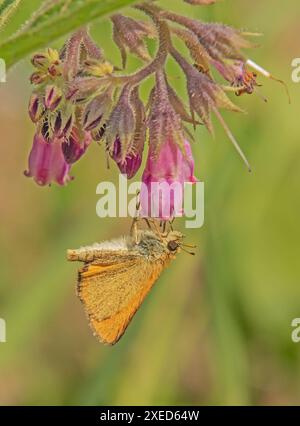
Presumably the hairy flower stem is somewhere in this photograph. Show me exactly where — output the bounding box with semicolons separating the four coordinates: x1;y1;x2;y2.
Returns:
169;45;191;75
150;7;202;32
155;69;169;98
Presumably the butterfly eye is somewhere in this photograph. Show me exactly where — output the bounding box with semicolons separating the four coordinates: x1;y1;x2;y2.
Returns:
167;240;178;252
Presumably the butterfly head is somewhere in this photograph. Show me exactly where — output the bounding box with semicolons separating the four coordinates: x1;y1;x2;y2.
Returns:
163;231;184;254
162;230;196;256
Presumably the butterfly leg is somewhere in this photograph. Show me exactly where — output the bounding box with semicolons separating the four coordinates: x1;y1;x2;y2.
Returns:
142;218;152;230
130;195;143;243
149;219;164;240
130;216;140;244
159;221;164;232
169;217;175;231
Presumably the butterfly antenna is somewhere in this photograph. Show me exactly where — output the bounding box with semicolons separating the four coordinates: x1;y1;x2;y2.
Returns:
180;243;197;249
169;217;175;231
246;59;291;104
106;151;110;169
270;75;291;104
179;245;195;256
254;88;268;103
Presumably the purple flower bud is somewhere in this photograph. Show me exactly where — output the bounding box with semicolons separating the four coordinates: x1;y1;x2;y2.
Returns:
31;53;48;69
30;72;47;85
24;134;72;186
31;48;60;70
112;137;142;179
140;139;197;220
62;128;92;164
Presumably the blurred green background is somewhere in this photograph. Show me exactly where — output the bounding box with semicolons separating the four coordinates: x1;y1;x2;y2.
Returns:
0;0;300;405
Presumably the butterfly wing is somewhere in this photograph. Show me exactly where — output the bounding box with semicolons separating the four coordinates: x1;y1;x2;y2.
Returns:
77;255;166;345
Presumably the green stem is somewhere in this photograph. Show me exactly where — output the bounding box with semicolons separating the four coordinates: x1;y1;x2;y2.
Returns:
0;0;141;69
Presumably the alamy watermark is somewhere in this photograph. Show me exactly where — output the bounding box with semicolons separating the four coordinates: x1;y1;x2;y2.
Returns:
0;318;6;343
291;58;300;83
96;174;204;229
291;318;300;343
0;58;6;83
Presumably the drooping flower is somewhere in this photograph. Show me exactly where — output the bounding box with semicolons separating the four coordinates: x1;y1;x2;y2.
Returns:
105;85;136;162
110;87;146;179
139;70;197;219
140;139;197;220
24;134;72;186
147;71;187;157
105;85;145;178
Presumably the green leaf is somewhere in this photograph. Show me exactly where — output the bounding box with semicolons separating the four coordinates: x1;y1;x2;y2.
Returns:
0;0;22;33
0;0;141;69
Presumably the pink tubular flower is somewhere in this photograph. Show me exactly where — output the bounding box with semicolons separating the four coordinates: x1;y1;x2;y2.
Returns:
140;139;197;220
24;134;72;186
110;87;145;179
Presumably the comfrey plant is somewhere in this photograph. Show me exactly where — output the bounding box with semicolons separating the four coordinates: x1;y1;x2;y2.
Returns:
24;0;288;217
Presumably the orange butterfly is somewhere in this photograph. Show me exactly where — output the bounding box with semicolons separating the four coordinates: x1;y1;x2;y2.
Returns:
67;222;193;345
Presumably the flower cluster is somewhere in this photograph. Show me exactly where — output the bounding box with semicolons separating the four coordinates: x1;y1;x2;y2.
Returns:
25;1;286;217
